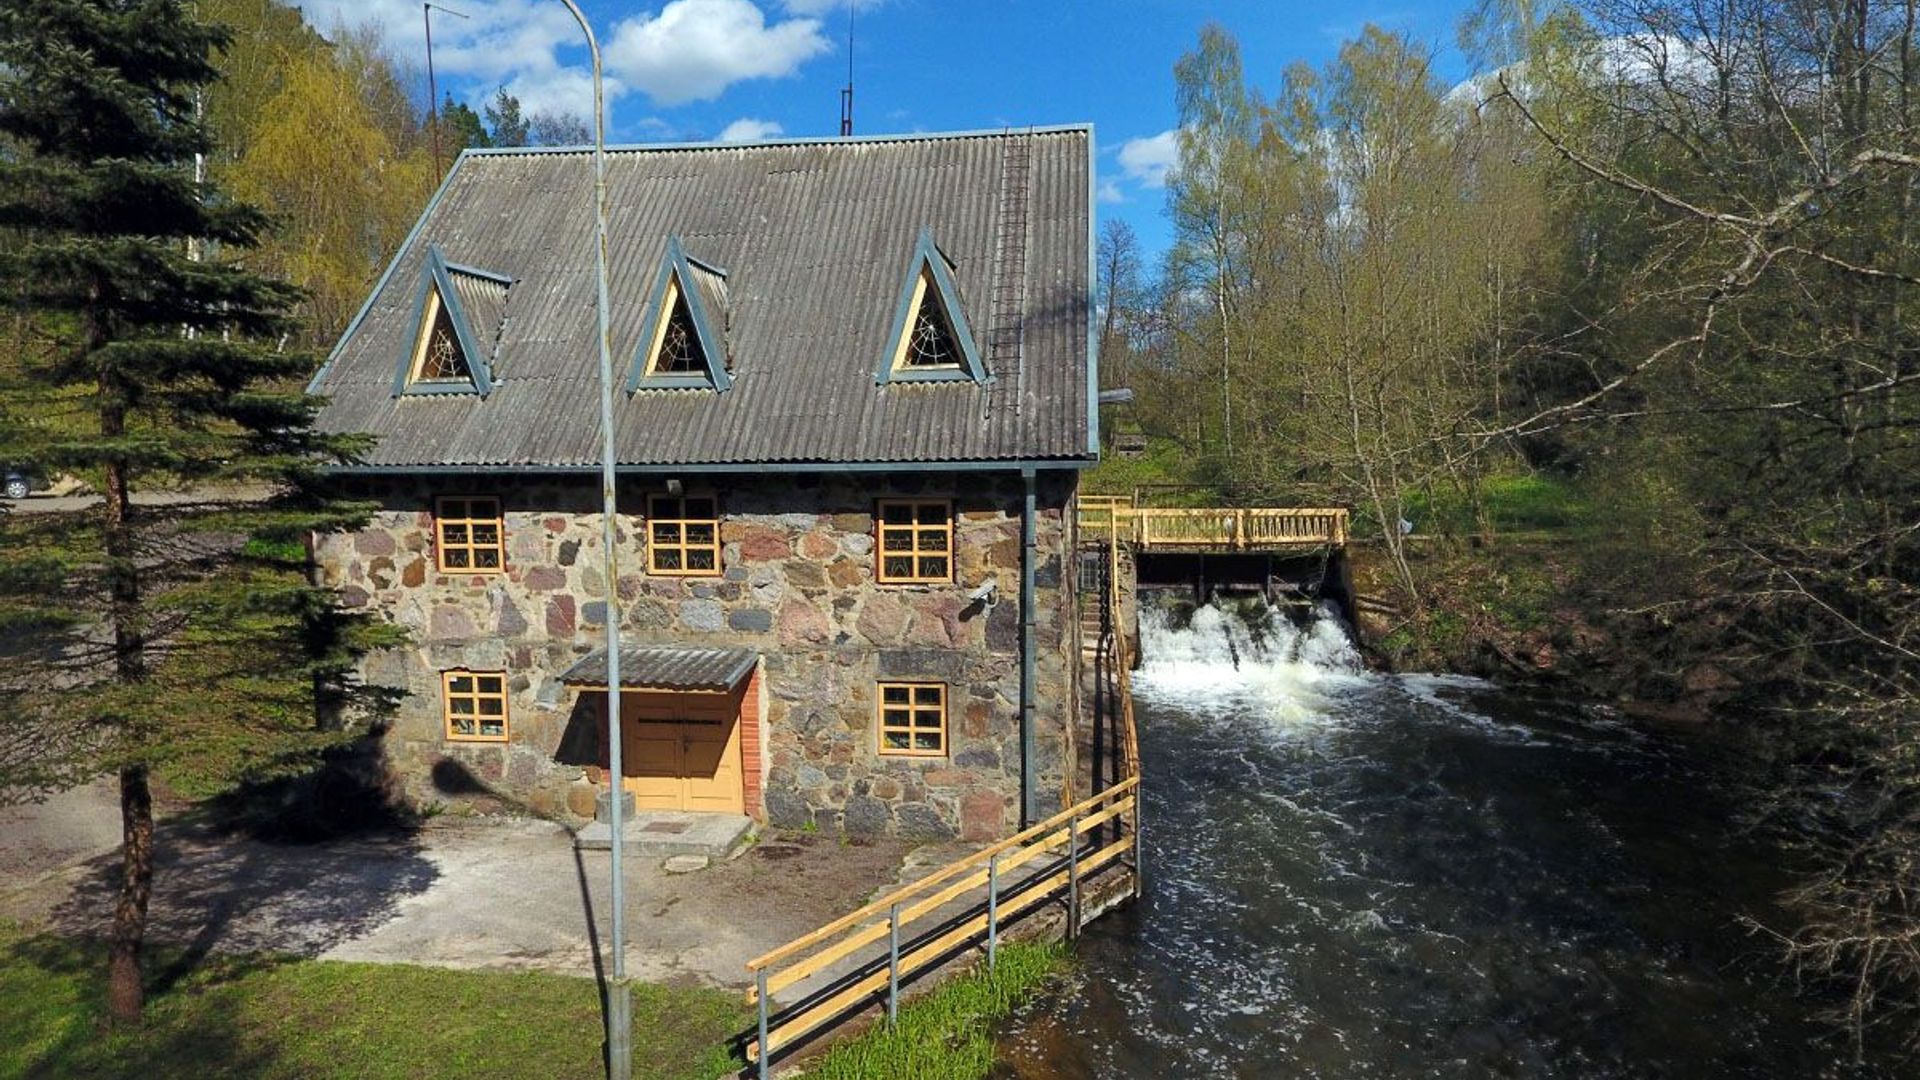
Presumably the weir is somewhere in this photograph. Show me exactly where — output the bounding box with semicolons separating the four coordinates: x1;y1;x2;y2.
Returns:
1076;495;1356;677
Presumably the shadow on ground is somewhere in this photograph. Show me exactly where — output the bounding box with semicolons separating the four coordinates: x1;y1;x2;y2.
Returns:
39;821;437;974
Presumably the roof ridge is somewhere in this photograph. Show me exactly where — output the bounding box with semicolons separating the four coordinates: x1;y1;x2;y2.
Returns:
460;124;1093;160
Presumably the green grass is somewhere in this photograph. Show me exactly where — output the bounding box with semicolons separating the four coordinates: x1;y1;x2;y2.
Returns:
0;922;747;1080
1083;437;1223;504
1402;473;1594;538
798;941;1066;1080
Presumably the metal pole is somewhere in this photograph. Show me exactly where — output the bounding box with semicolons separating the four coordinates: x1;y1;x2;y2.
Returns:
987;853;1000;970
886;902;901;1024
555;5;626;1079
422;4;468;178
423;4;438;176
1132;800;1144;900
755;969;770;1080
1066;812;1081;939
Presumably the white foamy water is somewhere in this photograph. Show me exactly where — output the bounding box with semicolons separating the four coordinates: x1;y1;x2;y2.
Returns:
1133;600;1367;728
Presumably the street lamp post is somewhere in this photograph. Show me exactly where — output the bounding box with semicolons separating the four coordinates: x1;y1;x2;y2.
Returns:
553;4;629;1079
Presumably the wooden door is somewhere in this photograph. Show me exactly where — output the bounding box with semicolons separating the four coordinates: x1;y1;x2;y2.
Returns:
618;691;744;814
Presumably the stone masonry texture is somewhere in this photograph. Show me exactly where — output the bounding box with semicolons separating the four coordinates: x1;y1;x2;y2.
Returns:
313;472;1081;839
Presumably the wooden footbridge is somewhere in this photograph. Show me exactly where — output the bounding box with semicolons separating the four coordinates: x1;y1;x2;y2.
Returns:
1076;494;1349;551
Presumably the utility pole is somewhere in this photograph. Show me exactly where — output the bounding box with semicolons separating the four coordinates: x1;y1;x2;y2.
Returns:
424;3;469;177
553;5;628;1079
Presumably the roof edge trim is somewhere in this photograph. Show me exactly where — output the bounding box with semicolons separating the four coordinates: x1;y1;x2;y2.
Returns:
458;123;1096;158
322;457;1096;476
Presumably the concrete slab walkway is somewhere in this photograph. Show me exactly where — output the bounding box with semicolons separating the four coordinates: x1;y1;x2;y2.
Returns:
0;812;911;991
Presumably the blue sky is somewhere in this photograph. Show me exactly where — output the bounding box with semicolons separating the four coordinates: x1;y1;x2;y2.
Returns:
300;1;1473;256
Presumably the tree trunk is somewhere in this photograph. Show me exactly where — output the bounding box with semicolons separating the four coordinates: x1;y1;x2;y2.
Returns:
107;763;153;1024
101;376;150;1023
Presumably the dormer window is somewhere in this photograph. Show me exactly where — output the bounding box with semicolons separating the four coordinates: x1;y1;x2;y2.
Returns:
391;244;509;397
902;270;964;369
647;281;707;377
629;237;731;392
876;228;988;385
412;293;473;382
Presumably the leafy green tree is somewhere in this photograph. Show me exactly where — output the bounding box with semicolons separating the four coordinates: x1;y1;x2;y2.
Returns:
0;0;394;1023
439;93;490;151
484;84;528;147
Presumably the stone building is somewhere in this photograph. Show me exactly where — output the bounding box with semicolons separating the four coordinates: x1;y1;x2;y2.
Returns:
307;128;1097;840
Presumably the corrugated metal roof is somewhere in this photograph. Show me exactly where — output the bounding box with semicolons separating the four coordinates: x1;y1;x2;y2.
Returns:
447;269;510;366
311;128;1093;467
558;645;758;690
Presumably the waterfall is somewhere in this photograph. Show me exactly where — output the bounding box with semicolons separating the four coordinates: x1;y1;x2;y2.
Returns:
1133;599;1365;726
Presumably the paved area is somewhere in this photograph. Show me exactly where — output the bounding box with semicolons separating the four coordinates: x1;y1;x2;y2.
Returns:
0;778;124;887
0;811;912;991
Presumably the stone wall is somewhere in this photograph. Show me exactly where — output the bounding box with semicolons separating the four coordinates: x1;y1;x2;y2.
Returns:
313;471;1081;839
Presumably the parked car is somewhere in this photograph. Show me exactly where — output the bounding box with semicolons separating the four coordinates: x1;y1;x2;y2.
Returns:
4;465;36;500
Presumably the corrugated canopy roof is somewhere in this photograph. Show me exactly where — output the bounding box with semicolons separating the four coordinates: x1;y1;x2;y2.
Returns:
311;128;1094;468
559;645;758;691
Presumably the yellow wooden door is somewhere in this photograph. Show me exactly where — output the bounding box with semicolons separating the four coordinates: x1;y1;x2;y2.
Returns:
682;716;744;814
618;691;744;814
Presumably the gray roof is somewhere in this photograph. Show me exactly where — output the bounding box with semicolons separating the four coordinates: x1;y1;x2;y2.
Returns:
311;128;1094;469
559;645;758;691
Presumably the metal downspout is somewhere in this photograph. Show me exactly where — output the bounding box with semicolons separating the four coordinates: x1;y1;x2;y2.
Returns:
1020;467;1038;828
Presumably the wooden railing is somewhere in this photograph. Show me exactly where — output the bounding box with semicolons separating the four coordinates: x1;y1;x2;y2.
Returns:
742;777;1141;1074
1076;503;1348;550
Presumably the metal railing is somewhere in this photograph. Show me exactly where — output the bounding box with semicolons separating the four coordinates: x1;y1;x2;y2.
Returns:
742;777;1141;1074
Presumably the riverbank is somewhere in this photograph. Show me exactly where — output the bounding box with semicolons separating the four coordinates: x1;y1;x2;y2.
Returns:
800;942;1066;1080
1345;539;1732;723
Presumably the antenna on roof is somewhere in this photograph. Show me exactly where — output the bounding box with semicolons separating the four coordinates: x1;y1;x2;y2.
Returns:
838;1;854;137
423;3;470;178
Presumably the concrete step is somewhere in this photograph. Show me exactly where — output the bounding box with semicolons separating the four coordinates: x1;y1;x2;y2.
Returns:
573;811;754;858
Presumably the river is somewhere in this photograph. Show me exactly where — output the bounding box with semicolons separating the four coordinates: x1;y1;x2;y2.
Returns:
996;600;1898;1079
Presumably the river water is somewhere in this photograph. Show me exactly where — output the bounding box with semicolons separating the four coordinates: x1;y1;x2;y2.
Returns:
997;601;1897;1079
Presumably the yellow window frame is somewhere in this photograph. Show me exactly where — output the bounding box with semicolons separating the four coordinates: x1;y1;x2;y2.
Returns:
434;495;505;573
648;493;721;576
877;681;947;757
642;275;705;377
408;289;471;383
875;498;953;584
443;669;509;743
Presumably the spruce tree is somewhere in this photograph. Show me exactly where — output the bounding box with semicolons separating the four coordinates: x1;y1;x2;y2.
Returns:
0;0;393;1022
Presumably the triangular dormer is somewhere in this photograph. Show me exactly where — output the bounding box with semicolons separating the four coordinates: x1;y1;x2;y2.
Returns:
392;244;509;397
875;228;988;385
628;237;731;392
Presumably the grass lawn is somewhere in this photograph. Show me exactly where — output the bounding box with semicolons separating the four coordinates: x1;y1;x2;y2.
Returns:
0;922;746;1080
798;941;1066;1080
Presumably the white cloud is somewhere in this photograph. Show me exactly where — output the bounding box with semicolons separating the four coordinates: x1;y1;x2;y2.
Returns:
606;0;830;107
716;117;785;142
1117;130;1180;188
1097;180;1126;205
299;0;831;117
